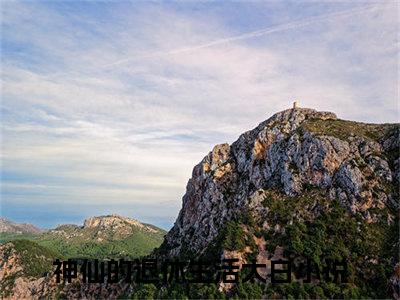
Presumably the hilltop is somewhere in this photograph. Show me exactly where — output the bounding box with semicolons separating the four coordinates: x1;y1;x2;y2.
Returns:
156;107;399;298
0;214;166;259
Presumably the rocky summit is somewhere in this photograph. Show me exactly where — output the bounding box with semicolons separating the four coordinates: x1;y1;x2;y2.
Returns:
154;107;399;298
83;214;159;233
160;108;398;258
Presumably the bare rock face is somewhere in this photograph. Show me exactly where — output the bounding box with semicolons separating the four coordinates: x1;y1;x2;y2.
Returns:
160;108;399;258
0;242;59;299
83;214;158;233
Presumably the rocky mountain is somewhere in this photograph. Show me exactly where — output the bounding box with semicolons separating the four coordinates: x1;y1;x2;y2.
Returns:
155;107;399;298
0;215;166;298
160;108;398;257
83;214;159;232
1;108;398;299
0;214;166;260
50;214;162;242
0;218;44;234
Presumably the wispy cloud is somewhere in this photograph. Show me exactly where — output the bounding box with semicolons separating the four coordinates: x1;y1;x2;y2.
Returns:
103;3;385;68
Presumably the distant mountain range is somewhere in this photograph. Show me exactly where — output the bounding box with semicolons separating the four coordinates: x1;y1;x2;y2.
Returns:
0;218;44;234
0;214;166;260
1;108;399;299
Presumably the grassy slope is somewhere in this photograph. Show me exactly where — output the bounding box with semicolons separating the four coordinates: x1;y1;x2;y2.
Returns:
38;230;165;259
301;118;398;142
0;226;166;260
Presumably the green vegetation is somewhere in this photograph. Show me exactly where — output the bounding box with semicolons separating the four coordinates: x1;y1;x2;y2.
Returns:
223;221;246;251
198;217;257;262
37;231;164;259
0;232;37;243
151;188;397;299
258;189;397;299
128;282;227;299
0;225;165;260
11;239;60;277
0;221;166;297
301;118;399;142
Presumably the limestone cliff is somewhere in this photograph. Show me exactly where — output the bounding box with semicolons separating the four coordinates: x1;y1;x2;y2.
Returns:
160;108;398;259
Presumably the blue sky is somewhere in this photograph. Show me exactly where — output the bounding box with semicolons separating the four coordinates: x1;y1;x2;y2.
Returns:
1;1;398;230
